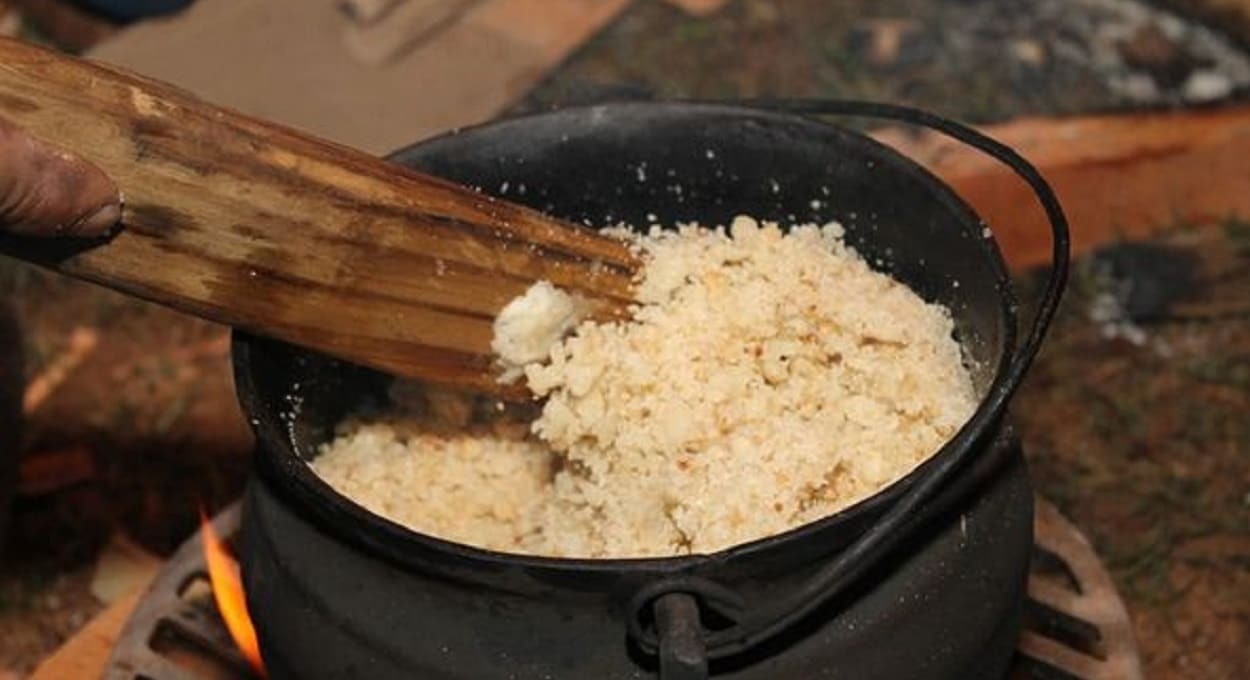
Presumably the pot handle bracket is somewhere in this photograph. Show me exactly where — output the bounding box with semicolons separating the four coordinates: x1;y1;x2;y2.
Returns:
628;98;1072;678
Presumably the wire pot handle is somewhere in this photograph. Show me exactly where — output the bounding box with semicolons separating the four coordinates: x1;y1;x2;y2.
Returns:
627;99;1071;668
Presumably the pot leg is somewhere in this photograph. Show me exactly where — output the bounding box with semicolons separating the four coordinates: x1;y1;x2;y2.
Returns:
656;593;707;680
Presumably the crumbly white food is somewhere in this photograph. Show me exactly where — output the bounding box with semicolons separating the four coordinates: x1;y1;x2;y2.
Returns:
490;281;583;383
315;215;976;558
314;418;552;549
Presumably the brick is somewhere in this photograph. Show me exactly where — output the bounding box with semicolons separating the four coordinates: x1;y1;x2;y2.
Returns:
872;106;1250;270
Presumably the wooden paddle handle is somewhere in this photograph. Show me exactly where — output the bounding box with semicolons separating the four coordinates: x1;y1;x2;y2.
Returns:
0;38;637;393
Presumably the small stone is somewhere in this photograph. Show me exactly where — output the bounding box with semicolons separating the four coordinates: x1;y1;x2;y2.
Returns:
1183;70;1233;102
744;0;779;26
853;19;919;66
1117;22;1203;89
1116;73;1160;102
1011;39;1046;66
1119;23;1181;70
1156;14;1188;41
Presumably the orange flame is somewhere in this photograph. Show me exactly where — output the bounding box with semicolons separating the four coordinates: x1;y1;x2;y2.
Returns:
201;510;267;677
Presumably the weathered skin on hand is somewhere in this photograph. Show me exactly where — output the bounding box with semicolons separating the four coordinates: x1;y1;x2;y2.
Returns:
0;116;120;237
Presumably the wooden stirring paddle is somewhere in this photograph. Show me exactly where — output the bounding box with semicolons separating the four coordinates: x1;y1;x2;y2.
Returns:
0;38;638;394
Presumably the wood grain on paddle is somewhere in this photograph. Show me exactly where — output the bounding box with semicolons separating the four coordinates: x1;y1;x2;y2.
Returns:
0;38;638;393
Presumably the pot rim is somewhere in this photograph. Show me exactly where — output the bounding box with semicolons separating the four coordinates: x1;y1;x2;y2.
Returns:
234;100;1018;575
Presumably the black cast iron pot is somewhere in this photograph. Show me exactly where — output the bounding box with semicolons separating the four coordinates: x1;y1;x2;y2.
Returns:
234;101;1069;679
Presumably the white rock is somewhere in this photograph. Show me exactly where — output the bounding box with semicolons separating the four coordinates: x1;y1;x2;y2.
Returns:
1183;70;1233;102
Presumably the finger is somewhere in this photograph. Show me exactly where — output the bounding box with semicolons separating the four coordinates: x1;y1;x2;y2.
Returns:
0;116;122;237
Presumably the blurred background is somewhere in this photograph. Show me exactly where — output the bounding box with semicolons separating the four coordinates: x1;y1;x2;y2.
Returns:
0;1;1247;678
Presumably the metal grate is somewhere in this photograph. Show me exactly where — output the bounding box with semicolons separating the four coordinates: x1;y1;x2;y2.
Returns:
1011;500;1144;680
105;499;1142;680
105;505;255;680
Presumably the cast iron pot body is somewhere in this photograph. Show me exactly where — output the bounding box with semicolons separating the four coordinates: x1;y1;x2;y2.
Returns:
235;103;1034;679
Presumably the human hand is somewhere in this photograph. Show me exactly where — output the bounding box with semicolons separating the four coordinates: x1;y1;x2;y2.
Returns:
0;116;121;237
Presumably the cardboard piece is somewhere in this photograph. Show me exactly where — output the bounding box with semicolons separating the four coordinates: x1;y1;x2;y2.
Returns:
342;0;476;66
89;0;631;154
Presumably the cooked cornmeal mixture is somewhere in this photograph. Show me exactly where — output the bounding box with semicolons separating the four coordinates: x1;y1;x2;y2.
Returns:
314;216;976;558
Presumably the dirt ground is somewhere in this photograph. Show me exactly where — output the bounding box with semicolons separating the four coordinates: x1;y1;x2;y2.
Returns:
0;265;249;673
1015;224;1250;678
1;0;1248;677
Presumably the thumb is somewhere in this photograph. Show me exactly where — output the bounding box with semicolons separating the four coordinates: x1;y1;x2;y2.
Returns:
0;116;121;237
